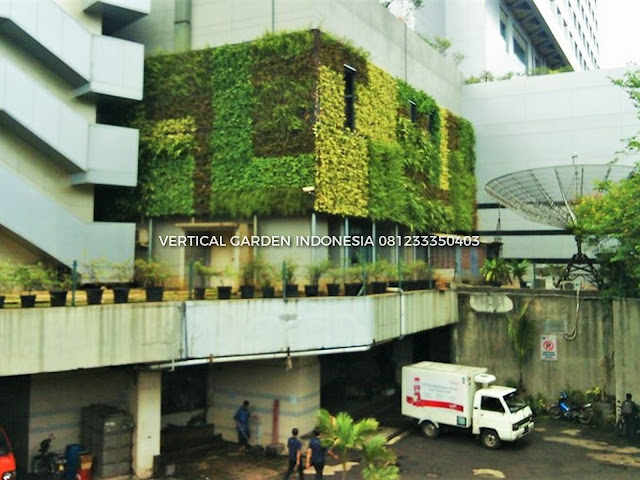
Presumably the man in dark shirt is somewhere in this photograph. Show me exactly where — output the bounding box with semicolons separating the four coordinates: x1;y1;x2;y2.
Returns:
284;428;303;480
305;427;336;479
622;393;638;443
233;400;251;452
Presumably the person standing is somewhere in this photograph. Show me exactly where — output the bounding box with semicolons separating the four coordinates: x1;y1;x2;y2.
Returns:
284;428;304;480
621;393;638;443
234;400;251;452
305;427;336;480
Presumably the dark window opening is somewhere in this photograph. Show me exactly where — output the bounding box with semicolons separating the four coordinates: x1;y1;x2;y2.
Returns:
344;65;356;130
481;396;505;413
409;101;417;123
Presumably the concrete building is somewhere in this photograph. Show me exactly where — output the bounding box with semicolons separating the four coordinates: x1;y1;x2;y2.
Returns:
2;2;640;480
0;0;148;272
414;0;600;78
463;67;640;264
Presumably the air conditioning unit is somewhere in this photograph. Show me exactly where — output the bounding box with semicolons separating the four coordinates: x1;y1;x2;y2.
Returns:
559;280;581;290
136;226;149;247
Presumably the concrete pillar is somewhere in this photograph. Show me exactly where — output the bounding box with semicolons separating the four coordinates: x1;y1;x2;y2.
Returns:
129;370;161;479
207;357;320;447
393;337;414;384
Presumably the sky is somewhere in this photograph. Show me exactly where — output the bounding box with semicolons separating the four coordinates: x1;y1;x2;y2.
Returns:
597;0;640;68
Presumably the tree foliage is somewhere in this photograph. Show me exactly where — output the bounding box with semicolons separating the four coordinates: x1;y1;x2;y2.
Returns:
315;409;399;480
574;70;640;297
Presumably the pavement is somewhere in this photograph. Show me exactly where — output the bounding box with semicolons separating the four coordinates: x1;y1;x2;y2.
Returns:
160;396;411;480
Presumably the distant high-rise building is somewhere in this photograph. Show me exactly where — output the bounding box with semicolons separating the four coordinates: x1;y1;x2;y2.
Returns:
413;0;600;77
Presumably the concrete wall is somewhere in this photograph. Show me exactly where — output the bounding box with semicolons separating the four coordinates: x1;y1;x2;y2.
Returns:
0;0;141;268
463;67;640;260
613;299;640;406
120;0;464;113
454;290;614;399
208;357;319;447
29;368;133;462
0;303;183;376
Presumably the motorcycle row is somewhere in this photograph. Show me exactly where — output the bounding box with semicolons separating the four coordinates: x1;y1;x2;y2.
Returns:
548;391;595;425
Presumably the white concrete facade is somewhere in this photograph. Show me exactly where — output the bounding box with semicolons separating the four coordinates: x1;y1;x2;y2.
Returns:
118;0;464;112
0;0;146;269
463;67;640;260
414;0;600;78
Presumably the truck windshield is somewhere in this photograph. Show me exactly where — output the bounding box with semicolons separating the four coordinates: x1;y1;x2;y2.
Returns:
504;391;527;413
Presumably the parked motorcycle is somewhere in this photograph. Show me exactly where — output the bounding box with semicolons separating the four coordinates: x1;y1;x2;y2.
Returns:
31;435;65;479
549;391;594;425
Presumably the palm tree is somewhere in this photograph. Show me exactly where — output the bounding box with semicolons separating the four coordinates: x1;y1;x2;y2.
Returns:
315;409;399;480
361;435;400;480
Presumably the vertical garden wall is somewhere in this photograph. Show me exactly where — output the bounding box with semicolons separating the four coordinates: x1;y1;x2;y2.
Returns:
97;30;476;233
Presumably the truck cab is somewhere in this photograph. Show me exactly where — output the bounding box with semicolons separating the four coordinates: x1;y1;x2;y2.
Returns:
472;385;534;449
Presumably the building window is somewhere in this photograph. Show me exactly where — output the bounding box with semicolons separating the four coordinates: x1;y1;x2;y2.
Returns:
409;101;417;123
344;65;356;130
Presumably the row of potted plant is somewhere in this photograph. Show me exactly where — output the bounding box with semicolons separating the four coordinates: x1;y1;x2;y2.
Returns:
191;257;439;300
0;256;443;308
0;261;74;308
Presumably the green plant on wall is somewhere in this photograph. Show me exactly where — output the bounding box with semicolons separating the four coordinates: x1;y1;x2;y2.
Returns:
314;65;369;217
97;29;477;234
505;299;534;390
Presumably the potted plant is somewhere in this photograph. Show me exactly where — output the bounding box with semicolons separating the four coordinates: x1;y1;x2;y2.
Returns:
82;259;107;305
216;265;236;299
304;260;331;297
344;264;366;296
367;259;393;294
409;260;433;290
195;262;234;300
193;260;214;300
0;261;14;308
239;257;263;299
282;258;299;298
511;259;531;288
258;262;277;298
134;258;171;302
46;268;72;307
13;263;47;308
480;258;512;286
111;261;133;304
324;266;342;297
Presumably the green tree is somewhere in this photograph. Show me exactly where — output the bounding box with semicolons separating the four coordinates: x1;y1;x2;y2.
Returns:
315;409;399;480
574;69;640;296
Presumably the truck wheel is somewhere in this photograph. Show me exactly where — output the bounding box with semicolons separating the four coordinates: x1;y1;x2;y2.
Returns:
549;405;562;420
480;429;502;449
420;421;439;439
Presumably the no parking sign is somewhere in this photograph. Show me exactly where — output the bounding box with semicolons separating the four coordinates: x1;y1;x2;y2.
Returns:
541;334;557;361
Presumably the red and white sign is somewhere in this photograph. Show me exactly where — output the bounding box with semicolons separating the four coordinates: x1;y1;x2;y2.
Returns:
541;334;557;361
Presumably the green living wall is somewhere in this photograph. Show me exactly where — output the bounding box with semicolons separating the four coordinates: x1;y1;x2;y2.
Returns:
98;30;475;232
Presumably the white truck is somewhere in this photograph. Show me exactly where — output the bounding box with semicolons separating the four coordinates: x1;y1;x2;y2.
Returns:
402;361;534;449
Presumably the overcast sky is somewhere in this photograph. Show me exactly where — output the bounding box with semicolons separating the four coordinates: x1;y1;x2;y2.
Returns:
597;0;640;68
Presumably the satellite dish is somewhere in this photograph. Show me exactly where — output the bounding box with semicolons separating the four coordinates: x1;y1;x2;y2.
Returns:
484;163;634;287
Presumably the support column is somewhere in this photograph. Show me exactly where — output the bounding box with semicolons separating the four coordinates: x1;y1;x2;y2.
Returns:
129;370;161;479
207;357;320;447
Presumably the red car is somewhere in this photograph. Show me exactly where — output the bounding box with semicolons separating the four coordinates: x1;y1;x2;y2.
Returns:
0;427;16;480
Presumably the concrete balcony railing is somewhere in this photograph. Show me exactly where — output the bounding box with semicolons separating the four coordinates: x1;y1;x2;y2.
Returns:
0;0;144;99
0;290;458;377
0;58;138;187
